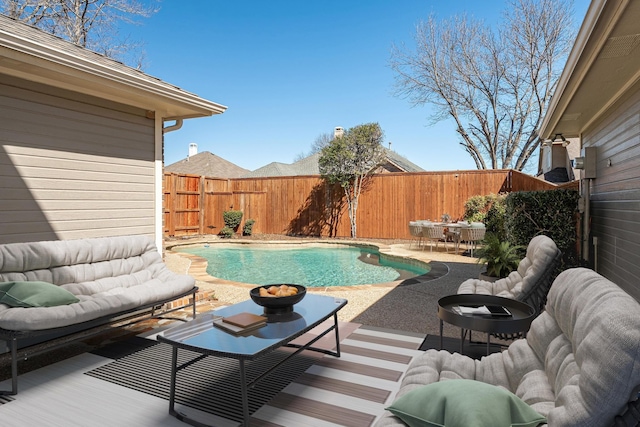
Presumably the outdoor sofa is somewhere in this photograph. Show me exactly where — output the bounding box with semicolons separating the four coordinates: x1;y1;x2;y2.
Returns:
376;267;640;427
457;234;561;314
0;235;197;395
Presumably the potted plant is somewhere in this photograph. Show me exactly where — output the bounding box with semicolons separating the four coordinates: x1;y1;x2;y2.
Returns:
475;232;523;281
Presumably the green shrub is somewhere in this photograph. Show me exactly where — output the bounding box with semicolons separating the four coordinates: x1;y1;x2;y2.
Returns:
463;195;488;222
243;219;255;236
219;226;234;238
463;194;507;240
223;210;243;231
484;197;507;241
504;189;580;268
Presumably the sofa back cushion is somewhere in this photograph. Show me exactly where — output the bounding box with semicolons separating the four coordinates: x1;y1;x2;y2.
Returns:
505;235;559;298
0;236;161;289
524;268;640;426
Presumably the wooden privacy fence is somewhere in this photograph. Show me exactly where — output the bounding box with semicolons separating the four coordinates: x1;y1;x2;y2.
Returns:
163;169;562;240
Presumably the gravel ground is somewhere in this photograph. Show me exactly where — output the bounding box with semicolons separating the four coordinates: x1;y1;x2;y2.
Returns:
164;234;483;335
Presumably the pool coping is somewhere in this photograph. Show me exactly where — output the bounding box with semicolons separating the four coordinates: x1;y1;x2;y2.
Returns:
165;238;450;292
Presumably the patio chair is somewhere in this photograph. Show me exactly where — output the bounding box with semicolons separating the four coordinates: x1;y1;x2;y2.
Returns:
458;234;561;341
377;267;640;427
445;222;468;253
408;222;423;249
457;235;560;312
444;229;459;253
459;225;486;257
421;224;446;252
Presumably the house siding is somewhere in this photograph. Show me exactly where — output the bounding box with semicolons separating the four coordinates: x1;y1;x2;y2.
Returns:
0;81;156;244
583;87;640;300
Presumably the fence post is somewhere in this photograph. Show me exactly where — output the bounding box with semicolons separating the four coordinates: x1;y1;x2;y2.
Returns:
168;173;177;236
199;175;205;235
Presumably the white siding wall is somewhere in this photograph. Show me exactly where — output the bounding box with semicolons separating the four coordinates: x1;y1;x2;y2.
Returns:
582;87;640;300
0;82;156;244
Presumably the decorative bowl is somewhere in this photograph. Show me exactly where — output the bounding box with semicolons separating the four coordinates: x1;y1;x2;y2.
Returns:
250;284;306;314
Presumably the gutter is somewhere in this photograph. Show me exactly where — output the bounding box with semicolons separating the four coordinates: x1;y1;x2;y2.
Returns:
163;119;183;134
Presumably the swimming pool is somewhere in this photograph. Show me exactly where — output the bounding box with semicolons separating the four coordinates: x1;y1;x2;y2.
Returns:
177;244;430;288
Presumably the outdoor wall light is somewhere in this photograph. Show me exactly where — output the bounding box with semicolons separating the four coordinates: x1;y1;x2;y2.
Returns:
552;133;569;147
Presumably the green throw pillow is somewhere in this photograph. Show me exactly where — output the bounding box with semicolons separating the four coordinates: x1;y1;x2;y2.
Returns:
0;281;79;308
386;379;546;427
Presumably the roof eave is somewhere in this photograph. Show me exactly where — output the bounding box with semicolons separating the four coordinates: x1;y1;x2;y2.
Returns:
540;0;608;139
0;29;226;120
540;0;640;140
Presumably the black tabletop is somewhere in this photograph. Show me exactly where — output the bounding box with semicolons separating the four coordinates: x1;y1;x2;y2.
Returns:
438;294;536;334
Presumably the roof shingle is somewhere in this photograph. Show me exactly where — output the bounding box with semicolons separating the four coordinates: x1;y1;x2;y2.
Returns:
242;149;424;178
164;151;249;178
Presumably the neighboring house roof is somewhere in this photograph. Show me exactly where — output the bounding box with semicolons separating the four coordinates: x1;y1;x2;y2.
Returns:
543;167;570;184
243;153;321;178
164;151;249;178
242;148;425;178
292;152;323;175
382;148;425;173
0;14;226;120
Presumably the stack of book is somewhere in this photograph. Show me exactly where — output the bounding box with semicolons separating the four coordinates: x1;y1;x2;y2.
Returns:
452;305;512;317
213;312;267;334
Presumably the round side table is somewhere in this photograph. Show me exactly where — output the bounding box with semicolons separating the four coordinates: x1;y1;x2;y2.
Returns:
438;294;536;356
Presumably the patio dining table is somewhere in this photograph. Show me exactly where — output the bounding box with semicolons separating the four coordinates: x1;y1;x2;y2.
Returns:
420;222;469;252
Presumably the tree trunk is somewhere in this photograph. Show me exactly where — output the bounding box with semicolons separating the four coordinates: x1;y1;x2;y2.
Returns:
344;186;357;238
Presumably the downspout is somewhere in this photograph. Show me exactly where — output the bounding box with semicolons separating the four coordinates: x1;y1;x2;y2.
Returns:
154;117;164;254
156;118;183;254
163;119;183;134
582;178;591;266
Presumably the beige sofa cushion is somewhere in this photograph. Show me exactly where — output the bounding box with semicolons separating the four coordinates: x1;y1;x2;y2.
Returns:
457;234;559;300
0;235;194;331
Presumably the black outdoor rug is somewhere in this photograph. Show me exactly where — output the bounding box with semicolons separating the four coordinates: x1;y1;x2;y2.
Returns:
419;334;503;360
85;337;319;423
90;335;159;360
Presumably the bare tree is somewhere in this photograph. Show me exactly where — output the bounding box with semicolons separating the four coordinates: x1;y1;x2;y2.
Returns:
310;131;334;155
390;0;576;171
319;123;385;238
294;131;334;162
0;0;158;67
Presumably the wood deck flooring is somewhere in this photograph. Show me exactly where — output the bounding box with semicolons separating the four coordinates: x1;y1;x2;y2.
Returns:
0;322;424;426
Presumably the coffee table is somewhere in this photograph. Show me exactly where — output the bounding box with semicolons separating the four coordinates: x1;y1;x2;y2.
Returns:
437;294;536;356
157;293;347;427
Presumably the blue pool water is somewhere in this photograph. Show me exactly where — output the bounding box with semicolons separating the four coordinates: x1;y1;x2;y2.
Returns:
177;245;429;288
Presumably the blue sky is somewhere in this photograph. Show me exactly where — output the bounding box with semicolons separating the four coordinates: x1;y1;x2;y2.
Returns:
131;0;590;172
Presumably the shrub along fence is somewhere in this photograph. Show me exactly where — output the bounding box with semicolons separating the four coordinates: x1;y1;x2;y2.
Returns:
163;169;572;240
505;189;582;268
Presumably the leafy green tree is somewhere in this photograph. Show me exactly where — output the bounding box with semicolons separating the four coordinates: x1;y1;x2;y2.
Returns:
319;123;385;238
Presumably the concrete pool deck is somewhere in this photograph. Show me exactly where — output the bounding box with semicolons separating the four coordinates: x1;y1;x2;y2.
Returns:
0;237;483;381
164;237;484;336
